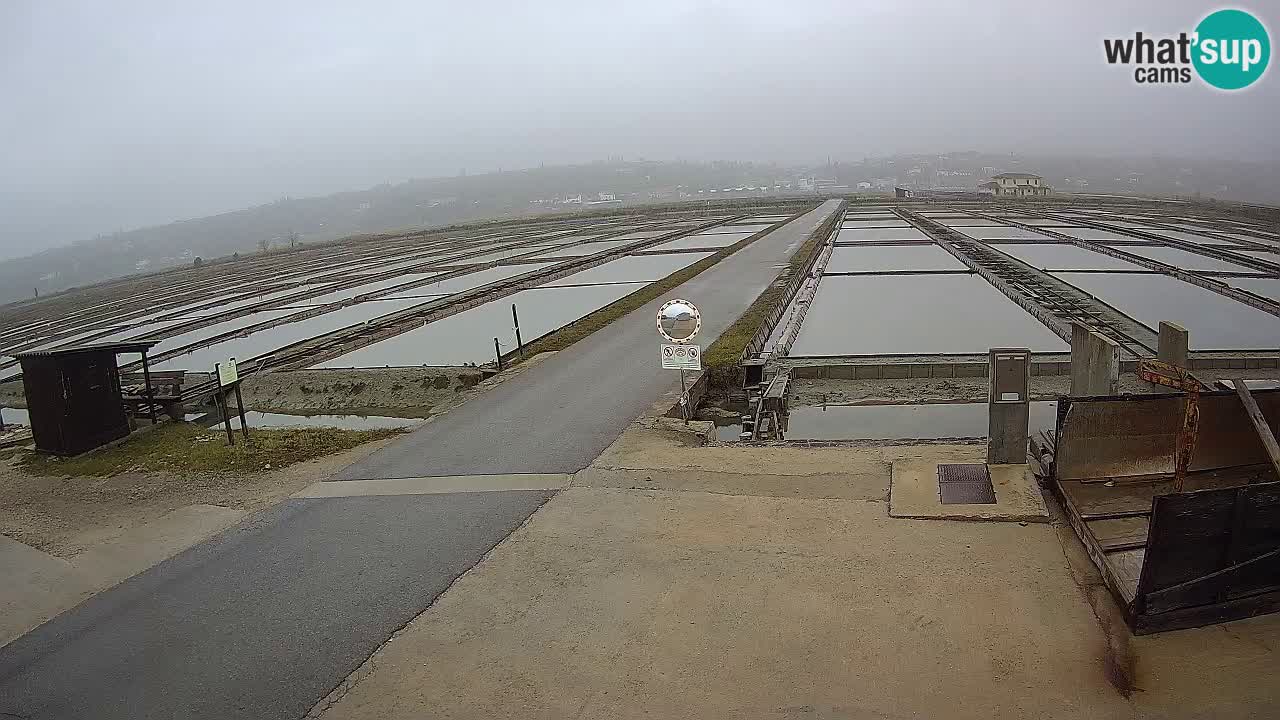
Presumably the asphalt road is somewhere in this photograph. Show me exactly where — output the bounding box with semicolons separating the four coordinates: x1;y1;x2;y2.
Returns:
338;199;843;479
0;491;555;720
0;200;841;720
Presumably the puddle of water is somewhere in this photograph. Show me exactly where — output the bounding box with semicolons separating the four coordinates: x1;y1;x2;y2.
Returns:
790;274;1068;356
1227;233;1280;247
605;229;671;241
153;298;431;371
1054;272;1280;350
557;238;655;254
837;228;927;242
12;324;142;354
1105;245;1257;273
1015;218;1079;227
955;226;1056;241
174;283;339;318
1231;249;1280;259
714;418;748;441
987;243;1142;271
708;224;771;234
650;233;744;251
379;264;546;300
312;281;648;368
714;401;1061;442
145;309;303;357
824;245;965;273
286;272;447;307
191;410;420;431
1228;277;1280;303
922;218;1000;227
783;401;1058;441
1144;229;1226;245
544;252;714;286
1;406;29;426
1055;227;1146;242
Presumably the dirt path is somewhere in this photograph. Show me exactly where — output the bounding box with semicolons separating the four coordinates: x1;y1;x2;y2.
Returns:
0;434;400;558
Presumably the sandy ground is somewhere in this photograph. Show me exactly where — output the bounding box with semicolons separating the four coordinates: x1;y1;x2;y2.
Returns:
0;352;561;649
0;356;555;558
0;435;398;559
316;418;1280;720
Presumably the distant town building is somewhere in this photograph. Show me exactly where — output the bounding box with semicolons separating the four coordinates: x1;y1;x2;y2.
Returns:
980;172;1052;197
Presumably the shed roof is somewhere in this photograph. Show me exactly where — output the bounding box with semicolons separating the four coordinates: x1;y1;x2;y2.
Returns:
11;340;159;361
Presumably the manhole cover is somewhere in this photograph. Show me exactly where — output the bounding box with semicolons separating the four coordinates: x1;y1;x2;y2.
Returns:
938;463;996;504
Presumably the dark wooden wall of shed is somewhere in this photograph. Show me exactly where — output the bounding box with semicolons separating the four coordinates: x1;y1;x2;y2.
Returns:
19;350;129;456
1134;481;1280;633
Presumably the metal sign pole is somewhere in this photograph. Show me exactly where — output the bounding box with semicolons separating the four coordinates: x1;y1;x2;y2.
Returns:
512;304;524;359
678;368;689;423
493;337;503;370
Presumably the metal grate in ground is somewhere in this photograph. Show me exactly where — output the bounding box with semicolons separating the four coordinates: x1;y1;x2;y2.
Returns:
938;463;997;504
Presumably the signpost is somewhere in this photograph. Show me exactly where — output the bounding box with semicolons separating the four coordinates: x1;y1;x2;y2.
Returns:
656;299;702;422
213;357;249;445
660;343;701;371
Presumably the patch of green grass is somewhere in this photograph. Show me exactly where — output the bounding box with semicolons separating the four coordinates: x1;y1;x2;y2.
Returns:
17;421;403;477
701;207;844;391
512;211;814;359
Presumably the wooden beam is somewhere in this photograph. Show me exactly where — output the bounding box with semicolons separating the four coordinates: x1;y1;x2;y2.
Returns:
1234;380;1280;480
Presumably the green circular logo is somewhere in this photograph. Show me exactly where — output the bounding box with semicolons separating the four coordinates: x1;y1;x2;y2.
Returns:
1193;9;1270;90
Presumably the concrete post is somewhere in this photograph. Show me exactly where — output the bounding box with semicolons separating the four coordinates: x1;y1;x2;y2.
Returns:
988;348;1031;465
1070;323;1121;396
1157;321;1190;368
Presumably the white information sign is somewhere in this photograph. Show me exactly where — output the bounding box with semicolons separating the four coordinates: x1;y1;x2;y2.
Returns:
661;343;702;371
215;358;239;388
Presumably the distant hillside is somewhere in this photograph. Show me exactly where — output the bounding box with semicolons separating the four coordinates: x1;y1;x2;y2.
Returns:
3;153;1276;306
0;160;799;305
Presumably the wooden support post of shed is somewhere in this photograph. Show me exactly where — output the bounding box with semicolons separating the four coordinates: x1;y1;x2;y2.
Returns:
140;349;158;424
234;382;249;441
1234;380;1280;480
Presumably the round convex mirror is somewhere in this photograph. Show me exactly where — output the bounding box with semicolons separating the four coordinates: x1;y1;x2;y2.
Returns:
657;299;700;342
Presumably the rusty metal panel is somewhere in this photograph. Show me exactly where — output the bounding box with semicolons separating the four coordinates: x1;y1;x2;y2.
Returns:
938;463;996;504
1055;390;1280;481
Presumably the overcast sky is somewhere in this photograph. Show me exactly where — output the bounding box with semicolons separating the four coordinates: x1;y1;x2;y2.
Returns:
2;0;1277;260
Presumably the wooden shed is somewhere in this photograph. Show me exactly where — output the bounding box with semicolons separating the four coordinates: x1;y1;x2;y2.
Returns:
11;341;159;457
1047;387;1280;633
